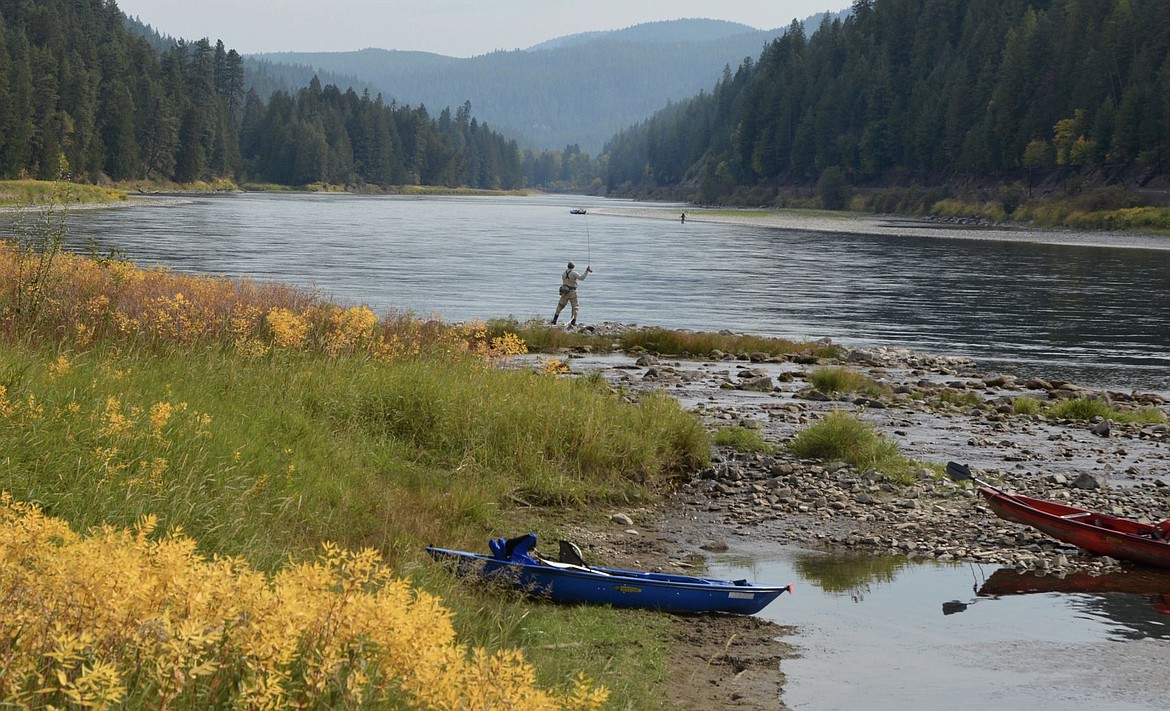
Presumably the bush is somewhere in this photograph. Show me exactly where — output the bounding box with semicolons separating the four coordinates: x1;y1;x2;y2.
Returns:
0;497;608;709
817;166;852;210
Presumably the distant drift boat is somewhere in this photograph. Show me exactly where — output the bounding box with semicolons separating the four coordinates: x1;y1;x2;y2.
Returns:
426;534;793;614
570;208;587;214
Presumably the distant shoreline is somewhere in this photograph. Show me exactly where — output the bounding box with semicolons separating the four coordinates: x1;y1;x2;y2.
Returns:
588;204;1170;250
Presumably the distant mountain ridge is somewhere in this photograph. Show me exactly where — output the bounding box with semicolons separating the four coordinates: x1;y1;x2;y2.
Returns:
247;14;847;154
525;18;761;51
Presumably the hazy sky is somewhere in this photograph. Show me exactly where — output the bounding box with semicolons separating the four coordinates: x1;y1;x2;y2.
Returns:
114;1;846;57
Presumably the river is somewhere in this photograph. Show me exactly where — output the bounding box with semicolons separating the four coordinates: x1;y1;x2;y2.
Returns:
47;191;1170;394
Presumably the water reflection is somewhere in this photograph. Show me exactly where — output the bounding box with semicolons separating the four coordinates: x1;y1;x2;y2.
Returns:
792;551;909;602
711;550;1170;710
977;567;1170;640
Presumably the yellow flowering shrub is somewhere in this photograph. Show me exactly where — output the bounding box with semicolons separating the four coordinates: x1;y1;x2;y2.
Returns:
0;494;608;709
266;307;309;349
1;241;529;365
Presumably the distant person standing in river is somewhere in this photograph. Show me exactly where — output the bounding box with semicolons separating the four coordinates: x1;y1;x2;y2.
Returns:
552;261;592;326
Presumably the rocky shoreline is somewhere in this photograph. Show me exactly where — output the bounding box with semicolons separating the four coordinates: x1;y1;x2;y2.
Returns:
560;325;1170;577
535;326;1170;709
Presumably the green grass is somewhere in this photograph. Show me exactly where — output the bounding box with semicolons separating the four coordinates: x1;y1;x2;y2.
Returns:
937;389;983;407
713;425;776;454
787;410;914;483
808;366;887;396
1011;396;1043;415
0;341;709;570
0;179;126;206
0;338;709;707
1046;396;1167;424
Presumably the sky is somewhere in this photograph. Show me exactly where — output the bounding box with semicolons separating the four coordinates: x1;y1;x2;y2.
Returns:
114;0;846;57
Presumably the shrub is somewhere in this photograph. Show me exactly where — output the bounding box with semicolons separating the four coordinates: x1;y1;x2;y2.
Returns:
0;496;608;709
817;166;852;210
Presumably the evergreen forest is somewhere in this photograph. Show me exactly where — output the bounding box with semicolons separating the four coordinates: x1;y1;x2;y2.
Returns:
3;0;1169;201
0;0;524;190
603;0;1170;203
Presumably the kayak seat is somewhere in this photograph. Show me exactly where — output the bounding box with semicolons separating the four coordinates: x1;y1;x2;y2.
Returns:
490;533;541;565
558;539;587;566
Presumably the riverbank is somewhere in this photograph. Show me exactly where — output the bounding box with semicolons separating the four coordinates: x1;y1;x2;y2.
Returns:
543;331;1169;708
588;204;1170;249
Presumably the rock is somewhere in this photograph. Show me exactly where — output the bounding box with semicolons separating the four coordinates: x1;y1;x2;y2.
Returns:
611;513;634;525
1072;472;1108;490
1089;420;1112;437
635;354;659;366
700;539;730;552
739;376;775;392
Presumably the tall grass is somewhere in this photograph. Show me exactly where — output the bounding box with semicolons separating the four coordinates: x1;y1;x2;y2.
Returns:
713;425;776;454
808;366;887;396
0;179;126;206
1047;396;1166;424
0;233;711;708
0;341;708;571
788;410;910;481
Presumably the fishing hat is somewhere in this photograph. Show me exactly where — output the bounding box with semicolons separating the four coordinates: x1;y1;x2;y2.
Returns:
567;261;575;268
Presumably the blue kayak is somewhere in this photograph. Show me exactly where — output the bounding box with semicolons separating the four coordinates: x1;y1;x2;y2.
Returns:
426;534;792;615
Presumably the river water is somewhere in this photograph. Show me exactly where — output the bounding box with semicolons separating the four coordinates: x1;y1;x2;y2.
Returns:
711;552;1170;711
48;191;1170;394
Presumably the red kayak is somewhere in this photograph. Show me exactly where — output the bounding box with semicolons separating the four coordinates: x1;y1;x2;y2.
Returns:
979;486;1170;569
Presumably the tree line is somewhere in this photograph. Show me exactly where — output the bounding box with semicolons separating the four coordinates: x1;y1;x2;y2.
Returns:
602;0;1170;202
0;0;524;190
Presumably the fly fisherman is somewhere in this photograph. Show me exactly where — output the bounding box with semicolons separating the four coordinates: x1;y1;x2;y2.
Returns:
551;261;592;327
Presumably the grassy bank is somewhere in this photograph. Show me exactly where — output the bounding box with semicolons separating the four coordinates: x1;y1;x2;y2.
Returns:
865;184;1170;235
0;179;127;207
0;234;710;707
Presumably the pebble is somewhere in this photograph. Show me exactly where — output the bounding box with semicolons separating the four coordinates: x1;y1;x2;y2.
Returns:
564;332;1170;574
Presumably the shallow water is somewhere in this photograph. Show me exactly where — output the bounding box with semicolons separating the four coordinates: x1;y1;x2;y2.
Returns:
27;192;1170;393
710;552;1170;710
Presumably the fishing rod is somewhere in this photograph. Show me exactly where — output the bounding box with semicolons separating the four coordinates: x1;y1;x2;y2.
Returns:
584;211;591;265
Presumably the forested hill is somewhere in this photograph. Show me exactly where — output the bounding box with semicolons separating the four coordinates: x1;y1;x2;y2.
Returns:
603;0;1170;202
0;0;524;189
249;16;847;154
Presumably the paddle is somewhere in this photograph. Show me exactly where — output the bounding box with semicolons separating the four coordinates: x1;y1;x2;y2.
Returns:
945;461;1014;499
